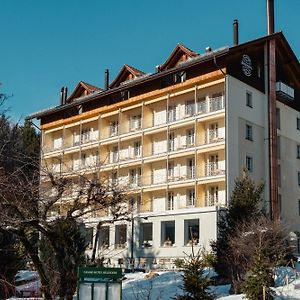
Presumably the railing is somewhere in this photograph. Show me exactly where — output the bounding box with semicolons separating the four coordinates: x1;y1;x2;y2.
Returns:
204;135;225;145
205;195;219;206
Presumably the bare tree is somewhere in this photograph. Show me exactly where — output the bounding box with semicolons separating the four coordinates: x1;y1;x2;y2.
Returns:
226;215;293;294
0;159;130;300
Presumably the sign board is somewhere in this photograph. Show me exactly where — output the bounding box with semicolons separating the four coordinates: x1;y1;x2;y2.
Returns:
78;267;122;280
77;267;122;300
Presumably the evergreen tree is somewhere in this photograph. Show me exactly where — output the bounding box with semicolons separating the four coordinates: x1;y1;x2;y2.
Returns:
175;250;214;300
211;170;264;292
242;236;274;300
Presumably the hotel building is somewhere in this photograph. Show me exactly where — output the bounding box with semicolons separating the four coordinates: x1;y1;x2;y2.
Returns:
29;30;300;267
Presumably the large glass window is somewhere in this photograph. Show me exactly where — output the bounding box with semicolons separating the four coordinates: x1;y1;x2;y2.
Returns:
115;225;127;249
98;226;110;249
184;219;199;246
161;221;175;246
140;223;153;248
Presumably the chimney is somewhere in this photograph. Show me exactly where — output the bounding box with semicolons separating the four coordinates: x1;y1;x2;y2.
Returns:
104;69;109;90
233;19;239;46
267;0;275;34
60;87;64;105
64;87;68;103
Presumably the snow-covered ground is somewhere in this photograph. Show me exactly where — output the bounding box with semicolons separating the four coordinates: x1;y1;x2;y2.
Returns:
122;267;300;300
7;267;300;299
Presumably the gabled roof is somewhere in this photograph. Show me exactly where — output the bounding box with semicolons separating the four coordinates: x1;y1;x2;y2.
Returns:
109;64;145;89
159;43;199;71
67;81;103;103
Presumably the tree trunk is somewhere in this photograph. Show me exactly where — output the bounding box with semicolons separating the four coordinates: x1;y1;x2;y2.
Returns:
20;236;52;300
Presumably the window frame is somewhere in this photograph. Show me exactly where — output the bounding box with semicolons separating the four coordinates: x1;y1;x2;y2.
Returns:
246;155;253;172
245;124;253;141
246;91;253;108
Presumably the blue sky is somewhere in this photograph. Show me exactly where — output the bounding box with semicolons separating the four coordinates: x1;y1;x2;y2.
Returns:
1;0;299;123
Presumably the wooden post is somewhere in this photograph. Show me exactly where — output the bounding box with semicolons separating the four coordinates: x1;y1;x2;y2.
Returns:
263;286;266;300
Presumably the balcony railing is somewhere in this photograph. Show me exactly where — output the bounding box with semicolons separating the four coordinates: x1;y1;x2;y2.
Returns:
204;134;225;145
205;195;219;206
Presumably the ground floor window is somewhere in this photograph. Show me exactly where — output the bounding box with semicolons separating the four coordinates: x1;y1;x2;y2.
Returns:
115;224;127;249
184;219;199;246
161;221;175;246
98;226;110;249
140;223;153;248
85;227;94;249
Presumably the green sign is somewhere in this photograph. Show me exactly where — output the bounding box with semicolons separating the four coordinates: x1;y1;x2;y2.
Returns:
78;267;122;280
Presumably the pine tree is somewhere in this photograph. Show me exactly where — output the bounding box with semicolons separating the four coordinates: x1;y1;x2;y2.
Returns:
211;170;264;293
175;250;214;300
242;236;274;300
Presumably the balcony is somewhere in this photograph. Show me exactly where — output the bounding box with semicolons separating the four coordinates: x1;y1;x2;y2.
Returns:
204;134;225;145
276;81;294;101
205;195;219;206
197;162;225;178
197;95;224;115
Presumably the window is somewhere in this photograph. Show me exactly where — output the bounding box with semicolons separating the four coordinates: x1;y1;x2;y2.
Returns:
167;192;174;210
81;128;91;143
186;128;195;146
174;71;186;83
133;141;141;157
276;108;280;129
187;158;195;179
209;123;218;142
298;200;300;216
298;171;300;186
207;186;218;206
245;124;253;141
297;145;300;159
129;168;141;187
111;145;118;163
246;156;253;172
110;171;118;186
81;153;87;168
161;221;175;246
297;118;300;130
84;227;93;249
246;91;253;108
110;121;119;136
168;162;175;180
168;132;175;151
98;226;110;249
167;106;177;122
210;92;223;111
140;223;153;248
115;225;127;249
187;189;195;207
197;97;206;114
184;219;199;245
185;100;195;117
130;115;142;131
